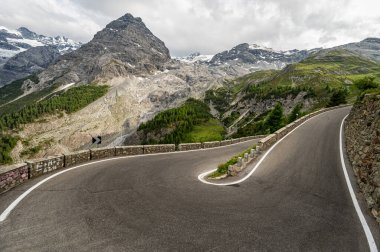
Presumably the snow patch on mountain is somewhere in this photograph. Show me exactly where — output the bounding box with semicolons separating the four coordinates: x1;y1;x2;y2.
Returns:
174;52;214;63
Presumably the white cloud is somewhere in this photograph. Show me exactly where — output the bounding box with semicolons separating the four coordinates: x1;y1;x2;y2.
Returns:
0;0;379;56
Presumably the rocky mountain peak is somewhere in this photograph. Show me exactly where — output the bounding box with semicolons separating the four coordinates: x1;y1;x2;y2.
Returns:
33;13;171;88
105;13;143;30
17;27;38;39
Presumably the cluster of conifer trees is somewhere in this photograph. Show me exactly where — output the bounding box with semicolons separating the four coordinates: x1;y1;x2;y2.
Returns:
138;98;212;144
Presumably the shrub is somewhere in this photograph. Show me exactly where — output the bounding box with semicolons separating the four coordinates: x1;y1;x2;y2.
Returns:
354;76;378;91
327;89;348;107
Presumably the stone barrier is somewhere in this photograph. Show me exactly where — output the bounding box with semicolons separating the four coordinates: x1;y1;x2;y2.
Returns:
231;138;241;144
286;122;296;131
0;163;28;194
115;146;144;156
143;144;175;154
90;147;116;160
64;150;91;167
274;127;290;141
220;140;232;146
202;141;221;148
258;134;277;151
27;155;64;179
178;143;202;151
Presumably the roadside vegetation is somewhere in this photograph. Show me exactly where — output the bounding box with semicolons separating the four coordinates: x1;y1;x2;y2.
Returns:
209;147;254;178
354;76;380;100
0;134;19;165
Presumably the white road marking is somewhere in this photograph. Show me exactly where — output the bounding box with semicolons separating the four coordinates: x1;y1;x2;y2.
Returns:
339;115;378;252
0;139;259;222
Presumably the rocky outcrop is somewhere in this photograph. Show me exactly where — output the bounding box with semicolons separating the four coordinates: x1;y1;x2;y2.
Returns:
345;94;380;225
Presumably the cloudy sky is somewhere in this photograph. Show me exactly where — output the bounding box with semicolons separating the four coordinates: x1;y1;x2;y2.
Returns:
0;0;379;56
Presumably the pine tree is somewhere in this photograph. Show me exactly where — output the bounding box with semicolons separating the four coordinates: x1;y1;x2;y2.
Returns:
265;102;285;133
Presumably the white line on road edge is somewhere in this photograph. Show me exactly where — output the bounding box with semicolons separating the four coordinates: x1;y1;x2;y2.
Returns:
339;115;378;252
198;111;326;186
0;162;92;222
0;139;259;222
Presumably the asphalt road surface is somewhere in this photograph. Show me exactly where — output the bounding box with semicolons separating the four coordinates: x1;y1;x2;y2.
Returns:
0;107;378;251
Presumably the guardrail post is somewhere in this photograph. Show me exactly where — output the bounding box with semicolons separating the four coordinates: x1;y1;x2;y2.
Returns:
250;149;256;158
228;165;234;176
244;153;249;162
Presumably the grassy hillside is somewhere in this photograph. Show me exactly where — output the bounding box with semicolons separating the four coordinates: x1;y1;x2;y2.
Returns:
138;98;225;144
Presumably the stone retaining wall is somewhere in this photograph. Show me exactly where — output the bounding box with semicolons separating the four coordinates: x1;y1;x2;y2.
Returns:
64;150;91;167
90;147;116;160
27;155;64;179
178;143;202;151
220;140;232;146
0;163;28;193
143;144;176;154
231;138;241;144
203;141;221;148
258;134;277;151
345;94;380;224
115;146;144;156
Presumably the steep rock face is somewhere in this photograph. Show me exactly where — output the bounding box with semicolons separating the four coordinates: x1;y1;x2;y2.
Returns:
35;14;171;89
0;46;60;86
345;94;380;225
